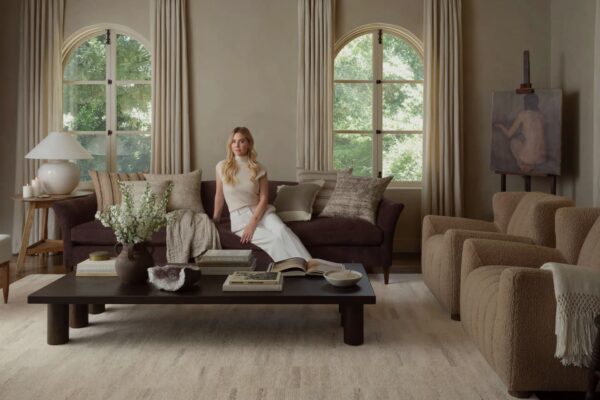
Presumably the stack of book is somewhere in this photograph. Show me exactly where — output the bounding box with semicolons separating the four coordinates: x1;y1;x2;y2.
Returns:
196;249;256;275
76;258;117;276
222;271;283;291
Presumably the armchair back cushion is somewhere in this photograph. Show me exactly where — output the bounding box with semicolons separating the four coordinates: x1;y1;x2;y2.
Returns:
505;192;573;247
576;216;600;269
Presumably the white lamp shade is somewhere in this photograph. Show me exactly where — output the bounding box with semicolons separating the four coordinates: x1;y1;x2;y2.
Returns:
25;131;92;160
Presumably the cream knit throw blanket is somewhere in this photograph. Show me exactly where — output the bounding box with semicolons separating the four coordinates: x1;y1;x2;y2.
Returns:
541;262;600;367
166;210;221;263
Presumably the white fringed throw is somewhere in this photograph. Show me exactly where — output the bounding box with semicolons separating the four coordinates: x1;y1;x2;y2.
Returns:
166;210;221;263
541;262;600;367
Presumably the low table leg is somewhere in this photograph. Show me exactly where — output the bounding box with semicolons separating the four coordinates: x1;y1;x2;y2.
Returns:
48;304;69;345
341;304;364;346
339;304;345;327
70;304;89;328
89;304;105;314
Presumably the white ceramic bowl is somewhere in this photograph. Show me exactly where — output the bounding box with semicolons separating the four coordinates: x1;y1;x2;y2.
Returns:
324;270;363;287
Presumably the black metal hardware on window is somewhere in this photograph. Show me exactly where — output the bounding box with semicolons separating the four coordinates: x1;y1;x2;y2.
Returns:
378;29;382;44
376;130;382;134
107;130;113;136
108;79;112;84
378;171;382;178
376;80;382;84
106;29;111;45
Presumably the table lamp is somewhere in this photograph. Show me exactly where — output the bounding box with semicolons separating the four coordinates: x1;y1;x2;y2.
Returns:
25;132;92;195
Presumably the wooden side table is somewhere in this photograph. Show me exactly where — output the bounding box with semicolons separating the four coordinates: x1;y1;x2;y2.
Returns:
587;315;600;400
13;192;91;274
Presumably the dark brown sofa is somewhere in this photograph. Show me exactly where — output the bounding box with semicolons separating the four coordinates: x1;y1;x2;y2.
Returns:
53;180;404;283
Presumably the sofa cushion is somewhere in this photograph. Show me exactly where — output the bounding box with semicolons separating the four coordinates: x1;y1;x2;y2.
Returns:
71;220;166;246
273;180;324;222
297;169;351;215
218;217;382;247
89;171;145;211
145;170;204;213
321;174;392;224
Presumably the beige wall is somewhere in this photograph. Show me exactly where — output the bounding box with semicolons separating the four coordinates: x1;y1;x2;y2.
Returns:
0;0;21;236
462;0;552;220
550;0;596;207
1;0;596;253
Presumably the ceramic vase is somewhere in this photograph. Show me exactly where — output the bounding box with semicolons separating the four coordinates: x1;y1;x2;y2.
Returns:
114;242;154;285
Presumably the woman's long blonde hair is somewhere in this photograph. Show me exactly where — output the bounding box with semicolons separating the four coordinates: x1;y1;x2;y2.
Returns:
221;127;261;185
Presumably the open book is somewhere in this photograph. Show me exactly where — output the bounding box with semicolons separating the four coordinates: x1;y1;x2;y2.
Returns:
267;257;345;277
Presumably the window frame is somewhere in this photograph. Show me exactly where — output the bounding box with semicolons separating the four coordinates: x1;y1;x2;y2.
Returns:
62;24;152;187
333;23;424;188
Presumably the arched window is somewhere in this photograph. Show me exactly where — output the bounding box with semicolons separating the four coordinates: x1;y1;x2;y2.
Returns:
333;26;424;185
63;28;151;181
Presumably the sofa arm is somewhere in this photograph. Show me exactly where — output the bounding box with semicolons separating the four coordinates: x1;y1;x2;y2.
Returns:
52;193;97;270
422;215;499;243
376;197;404;268
493;267;586;391
460;238;565;290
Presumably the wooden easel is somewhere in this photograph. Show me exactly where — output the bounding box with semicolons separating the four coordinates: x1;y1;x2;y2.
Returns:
496;50;558;195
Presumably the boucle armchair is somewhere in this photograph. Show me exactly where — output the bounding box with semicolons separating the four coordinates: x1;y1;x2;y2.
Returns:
460;207;600;398
422;192;573;320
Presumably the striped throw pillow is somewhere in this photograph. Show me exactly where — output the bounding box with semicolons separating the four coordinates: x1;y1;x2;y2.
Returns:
89;171;146;211
297;168;352;215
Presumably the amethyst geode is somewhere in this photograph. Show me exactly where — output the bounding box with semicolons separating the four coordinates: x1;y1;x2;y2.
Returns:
148;265;202;291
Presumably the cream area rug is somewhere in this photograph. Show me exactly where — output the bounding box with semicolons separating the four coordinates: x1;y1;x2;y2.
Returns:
0;274;530;400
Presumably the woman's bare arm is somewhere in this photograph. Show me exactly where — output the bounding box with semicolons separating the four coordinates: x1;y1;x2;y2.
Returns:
239;175;269;244
213;174;225;222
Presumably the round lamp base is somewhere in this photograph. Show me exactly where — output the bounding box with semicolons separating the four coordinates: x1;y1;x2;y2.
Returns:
38;161;81;195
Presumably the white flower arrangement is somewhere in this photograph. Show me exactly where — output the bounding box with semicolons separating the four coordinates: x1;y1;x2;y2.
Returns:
95;181;173;245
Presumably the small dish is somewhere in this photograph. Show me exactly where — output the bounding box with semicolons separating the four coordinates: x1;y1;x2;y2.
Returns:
324;270;363;287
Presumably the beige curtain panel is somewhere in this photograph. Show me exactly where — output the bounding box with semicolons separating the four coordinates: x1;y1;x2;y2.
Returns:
151;0;191;174
296;0;333;172
12;0;64;253
422;0;463;217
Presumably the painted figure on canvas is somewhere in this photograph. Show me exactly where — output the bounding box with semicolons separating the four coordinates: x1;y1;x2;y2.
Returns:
491;90;562;176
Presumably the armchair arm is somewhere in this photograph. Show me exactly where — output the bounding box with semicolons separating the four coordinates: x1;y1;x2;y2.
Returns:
460;238;565;291
376;197;404;268
555;207;600;264
422;215;499;243
436;229;534;316
493;267;586;390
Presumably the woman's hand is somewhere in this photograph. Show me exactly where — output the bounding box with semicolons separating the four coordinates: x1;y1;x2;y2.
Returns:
240;222;257;244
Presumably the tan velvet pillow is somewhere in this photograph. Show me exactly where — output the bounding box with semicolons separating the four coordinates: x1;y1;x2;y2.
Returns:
274;180;325;222
89;171;145;211
144;170;204;213
320;174;392;224
120;180;172;212
297;168;352;215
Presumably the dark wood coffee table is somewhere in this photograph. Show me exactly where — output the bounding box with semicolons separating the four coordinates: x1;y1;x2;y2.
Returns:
28;264;375;346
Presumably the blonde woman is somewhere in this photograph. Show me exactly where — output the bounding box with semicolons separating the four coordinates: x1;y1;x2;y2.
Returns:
213;127;311;261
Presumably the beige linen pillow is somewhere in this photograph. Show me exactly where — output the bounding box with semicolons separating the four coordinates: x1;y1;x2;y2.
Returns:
89;170;146;211
320;174;392;224
144;170;205;213
274;180;325;222
121;180;171;211
297;168;352;215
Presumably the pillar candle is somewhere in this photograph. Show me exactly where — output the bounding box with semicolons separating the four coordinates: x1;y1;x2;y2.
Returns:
31;177;41;196
23;185;33;198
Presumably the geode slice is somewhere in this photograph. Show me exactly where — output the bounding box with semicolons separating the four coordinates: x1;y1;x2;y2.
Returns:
148;265;202;291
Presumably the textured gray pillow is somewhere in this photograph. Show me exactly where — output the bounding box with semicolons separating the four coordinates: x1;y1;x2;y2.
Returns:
274;180;324;222
144;170;204;213
320;174;392;224
297;168;352;215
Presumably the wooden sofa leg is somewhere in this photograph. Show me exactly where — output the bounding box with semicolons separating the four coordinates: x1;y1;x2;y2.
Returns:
450;313;460;321
508;391;532;398
383;266;390;284
2;261;8;304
